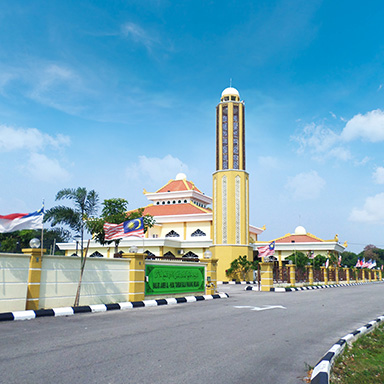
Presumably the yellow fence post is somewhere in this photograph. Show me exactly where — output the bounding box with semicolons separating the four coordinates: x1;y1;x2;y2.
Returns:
23;248;46;310
380;270;382;281
205;258;218;295
321;266;328;285
260;262;273;291
287;264;296;286
335;267;339;284
123;252;145;302
354;268;358;282
306;265;313;285
345;268;350;284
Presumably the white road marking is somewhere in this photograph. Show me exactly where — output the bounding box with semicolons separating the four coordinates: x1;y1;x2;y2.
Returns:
234;305;286;311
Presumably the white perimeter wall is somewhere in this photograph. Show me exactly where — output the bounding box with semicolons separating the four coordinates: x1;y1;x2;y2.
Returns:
0;253;30;312
39;256;131;308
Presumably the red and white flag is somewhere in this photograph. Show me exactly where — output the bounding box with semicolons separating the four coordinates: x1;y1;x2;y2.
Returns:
104;218;144;241
257;241;275;259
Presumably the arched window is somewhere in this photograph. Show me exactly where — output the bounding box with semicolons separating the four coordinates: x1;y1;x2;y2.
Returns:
144;250;156;258
191;229;206;237
182;251;199;259
163;251;175;258
165;230;180;238
90;251;103;258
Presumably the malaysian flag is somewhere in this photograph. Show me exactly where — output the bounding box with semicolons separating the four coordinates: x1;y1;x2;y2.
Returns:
257;241;275;259
104;218;144;241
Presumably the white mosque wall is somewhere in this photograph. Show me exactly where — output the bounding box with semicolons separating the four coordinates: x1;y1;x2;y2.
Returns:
39;255;131;308
0;253;30;312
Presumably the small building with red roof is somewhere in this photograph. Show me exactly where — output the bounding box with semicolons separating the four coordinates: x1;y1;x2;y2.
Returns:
255;225;346;265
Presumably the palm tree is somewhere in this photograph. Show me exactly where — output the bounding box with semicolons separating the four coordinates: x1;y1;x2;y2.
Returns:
44;187;99;260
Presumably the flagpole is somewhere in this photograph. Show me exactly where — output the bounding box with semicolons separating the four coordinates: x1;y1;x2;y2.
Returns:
41;200;45;258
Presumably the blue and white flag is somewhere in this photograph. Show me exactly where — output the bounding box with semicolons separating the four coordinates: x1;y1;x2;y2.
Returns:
0;207;44;233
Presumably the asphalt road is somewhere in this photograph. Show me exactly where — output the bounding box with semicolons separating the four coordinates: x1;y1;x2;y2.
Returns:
1;283;384;384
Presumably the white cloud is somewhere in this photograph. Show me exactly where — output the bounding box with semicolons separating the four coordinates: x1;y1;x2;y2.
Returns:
25;153;70;182
354;156;370;166
0;124;70;152
126;155;189;185
341;109;384;142
293;109;384;162
292;122;351;161
121;22;159;51
285;170;326;200
373;166;384;184
349;193;384;223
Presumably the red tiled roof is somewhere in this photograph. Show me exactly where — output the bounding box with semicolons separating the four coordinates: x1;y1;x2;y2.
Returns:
156;179;202;193
130;203;211;217
275;234;323;243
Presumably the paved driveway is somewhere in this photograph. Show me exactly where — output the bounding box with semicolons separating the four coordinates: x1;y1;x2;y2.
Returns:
1;283;383;384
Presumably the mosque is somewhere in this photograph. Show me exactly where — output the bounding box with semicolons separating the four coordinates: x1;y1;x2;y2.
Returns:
58;87;346;281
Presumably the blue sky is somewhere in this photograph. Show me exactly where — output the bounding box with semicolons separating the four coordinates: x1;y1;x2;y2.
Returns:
1;0;384;253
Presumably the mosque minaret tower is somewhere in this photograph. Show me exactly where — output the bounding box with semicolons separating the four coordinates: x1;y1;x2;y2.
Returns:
211;87;253;280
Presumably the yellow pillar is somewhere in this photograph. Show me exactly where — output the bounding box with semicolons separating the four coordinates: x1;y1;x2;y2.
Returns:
306;265;313;285
321;266;328;284
345;268;350;284
23;248;46;310
278;251;283;281
368;270;372;282
205;258;218;295
374;270;378;281
123;252;145;302
335;267;339;284
380;270;382;280
287;264;296;286
260;262;273;292
354;268;358;282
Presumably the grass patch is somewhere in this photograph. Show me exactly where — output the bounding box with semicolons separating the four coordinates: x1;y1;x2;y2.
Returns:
330;323;384;383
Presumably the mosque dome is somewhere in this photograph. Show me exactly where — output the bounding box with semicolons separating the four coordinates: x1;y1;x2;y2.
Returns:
294;226;307;235
221;87;240;97
175;173;187;180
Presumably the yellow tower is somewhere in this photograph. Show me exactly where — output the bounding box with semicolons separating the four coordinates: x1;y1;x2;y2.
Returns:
211;87;253;281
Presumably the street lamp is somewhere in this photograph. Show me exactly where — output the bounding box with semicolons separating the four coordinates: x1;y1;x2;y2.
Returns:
129;245;138;253
204;250;212;259
29;238;40;248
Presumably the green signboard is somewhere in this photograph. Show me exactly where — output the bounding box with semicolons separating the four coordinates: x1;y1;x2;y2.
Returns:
145;264;205;295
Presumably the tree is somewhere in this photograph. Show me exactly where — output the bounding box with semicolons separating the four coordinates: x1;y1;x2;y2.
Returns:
339;251;358;268
225;255;255;281
0;228;70;254
86;198;155;253
286;251;310;269
44;187;99;260
312;254;327;269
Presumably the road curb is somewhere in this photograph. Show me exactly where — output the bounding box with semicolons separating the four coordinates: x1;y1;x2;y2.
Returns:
310;314;384;384
0;293;229;322
218;281;257;285
243;281;383;292
271;282;365;292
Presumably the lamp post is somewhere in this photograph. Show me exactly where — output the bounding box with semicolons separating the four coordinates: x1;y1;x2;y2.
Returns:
74;235;81;256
